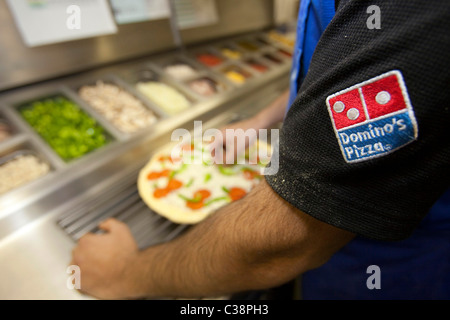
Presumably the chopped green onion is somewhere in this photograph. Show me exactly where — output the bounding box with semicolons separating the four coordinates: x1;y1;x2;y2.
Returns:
204;173;212;183
222;186;230;193
170;164;188;179
178;194;202;203
186;178;194;188
178;194;190;201
218;165;235;176
204;197;230;206
202;159;213;166
179;163;188;173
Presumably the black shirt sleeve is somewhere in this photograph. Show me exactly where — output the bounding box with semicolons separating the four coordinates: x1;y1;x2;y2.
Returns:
265;0;450;241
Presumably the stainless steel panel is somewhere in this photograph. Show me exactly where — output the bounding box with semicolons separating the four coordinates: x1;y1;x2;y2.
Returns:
180;0;274;45
0;0;274;92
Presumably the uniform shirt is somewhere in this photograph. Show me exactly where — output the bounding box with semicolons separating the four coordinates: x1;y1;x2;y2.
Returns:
266;0;450;299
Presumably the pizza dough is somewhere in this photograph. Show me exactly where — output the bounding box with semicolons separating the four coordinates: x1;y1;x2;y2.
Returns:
138;139;271;224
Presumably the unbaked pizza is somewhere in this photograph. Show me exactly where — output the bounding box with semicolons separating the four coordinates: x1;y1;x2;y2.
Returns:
138;139;271;224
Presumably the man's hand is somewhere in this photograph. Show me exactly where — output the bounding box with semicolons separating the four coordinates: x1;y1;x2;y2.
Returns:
71;218;140;300
209;117;263;165
209;90;289;165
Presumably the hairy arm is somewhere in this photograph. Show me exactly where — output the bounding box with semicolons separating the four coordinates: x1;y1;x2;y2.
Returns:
73;179;355;299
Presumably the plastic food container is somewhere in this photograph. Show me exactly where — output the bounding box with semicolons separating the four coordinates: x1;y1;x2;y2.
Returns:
136;81;192;115
163;62;200;80
221;65;253;85
245;59;270;73
119;65;194;117
267;30;296;48
278;49;293;58
236;40;260;52
263;53;283;64
219;45;243;60
18;95;113;162
255;37;271;46
186;76;226;97
0;150;51;195
195;52;225;67
77;78;159;135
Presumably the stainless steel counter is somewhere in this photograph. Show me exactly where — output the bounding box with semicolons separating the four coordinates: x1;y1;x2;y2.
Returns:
0;32;291;299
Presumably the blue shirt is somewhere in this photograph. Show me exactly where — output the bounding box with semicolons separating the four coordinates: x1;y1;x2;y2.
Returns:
287;0;335;109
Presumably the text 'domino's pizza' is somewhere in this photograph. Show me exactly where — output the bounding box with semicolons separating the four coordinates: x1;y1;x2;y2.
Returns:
326;70;418;163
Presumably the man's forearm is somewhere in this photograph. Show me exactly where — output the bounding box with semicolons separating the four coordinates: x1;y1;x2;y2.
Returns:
129;199;259;299
126;179;354;299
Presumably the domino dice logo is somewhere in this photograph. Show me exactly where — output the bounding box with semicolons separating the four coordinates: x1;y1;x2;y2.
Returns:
328;87;367;130
326;70;418;163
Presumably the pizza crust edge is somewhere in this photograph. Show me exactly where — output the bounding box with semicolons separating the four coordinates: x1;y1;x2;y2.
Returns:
138;142;212;225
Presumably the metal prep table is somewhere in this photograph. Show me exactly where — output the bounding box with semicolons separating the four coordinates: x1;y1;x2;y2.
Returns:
0;32;291;299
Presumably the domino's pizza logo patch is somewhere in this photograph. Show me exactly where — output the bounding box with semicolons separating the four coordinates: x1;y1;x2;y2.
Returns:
326;70;418;163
